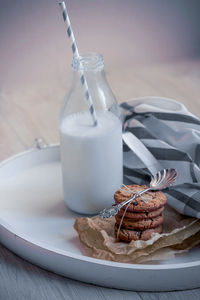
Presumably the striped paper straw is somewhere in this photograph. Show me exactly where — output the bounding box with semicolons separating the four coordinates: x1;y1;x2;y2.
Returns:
59;1;98;126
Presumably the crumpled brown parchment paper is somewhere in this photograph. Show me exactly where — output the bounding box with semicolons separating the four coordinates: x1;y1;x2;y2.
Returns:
74;205;200;263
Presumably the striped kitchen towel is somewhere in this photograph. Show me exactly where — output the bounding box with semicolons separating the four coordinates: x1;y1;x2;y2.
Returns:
121;97;200;218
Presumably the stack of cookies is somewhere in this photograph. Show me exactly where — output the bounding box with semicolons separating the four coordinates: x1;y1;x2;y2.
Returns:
114;184;167;242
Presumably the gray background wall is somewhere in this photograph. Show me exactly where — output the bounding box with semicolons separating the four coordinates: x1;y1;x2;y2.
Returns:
0;0;200;90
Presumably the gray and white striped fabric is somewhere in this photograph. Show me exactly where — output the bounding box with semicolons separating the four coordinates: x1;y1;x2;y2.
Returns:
121;97;200;219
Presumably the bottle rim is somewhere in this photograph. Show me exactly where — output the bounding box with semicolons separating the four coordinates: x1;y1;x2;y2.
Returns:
72;53;104;71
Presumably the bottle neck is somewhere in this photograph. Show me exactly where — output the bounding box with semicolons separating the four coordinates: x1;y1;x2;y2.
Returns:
72;53;104;73
71;54;107;88
71;65;107;95
60;53;120;119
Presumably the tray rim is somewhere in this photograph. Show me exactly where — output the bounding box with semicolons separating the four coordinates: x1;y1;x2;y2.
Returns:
1;144;200;271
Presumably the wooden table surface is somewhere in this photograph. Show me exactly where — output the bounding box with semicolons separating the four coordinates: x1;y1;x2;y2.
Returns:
1;58;200;299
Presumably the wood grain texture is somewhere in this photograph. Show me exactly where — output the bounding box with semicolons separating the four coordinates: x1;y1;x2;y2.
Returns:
0;244;142;300
1;59;200;299
1;244;200;300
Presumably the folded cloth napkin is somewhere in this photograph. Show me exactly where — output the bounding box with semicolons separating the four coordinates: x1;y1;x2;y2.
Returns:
120;97;200;219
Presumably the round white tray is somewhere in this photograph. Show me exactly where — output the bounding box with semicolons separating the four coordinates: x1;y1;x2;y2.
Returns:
0;145;200;291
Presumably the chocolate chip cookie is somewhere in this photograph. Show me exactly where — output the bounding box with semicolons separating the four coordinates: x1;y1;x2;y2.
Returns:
115;213;164;230
115;224;163;242
117;206;164;220
114;184;167;212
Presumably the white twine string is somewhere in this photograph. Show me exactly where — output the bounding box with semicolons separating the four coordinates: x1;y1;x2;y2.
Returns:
59;1;98;126
117;201;133;240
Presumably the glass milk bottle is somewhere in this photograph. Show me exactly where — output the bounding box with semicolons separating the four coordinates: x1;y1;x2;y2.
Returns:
59;53;122;214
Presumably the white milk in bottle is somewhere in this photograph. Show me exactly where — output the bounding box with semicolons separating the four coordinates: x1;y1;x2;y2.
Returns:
59;53;123;214
60;111;122;214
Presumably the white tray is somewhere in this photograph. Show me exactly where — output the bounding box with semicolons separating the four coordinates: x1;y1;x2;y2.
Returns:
0;144;200;291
